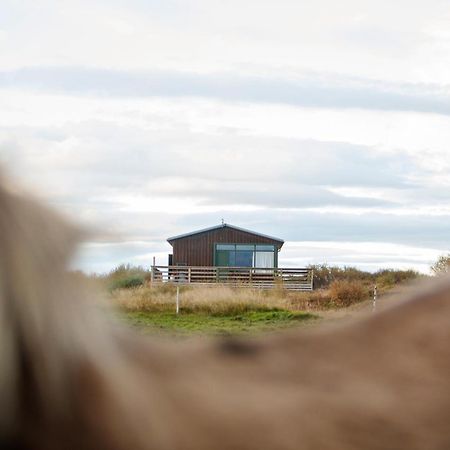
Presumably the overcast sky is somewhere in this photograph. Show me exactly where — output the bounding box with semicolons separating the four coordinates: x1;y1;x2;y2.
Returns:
1;0;449;273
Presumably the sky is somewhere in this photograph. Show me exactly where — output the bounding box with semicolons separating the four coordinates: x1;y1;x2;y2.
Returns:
1;0;449;273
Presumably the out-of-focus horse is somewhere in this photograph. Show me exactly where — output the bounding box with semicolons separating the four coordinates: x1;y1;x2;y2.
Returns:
0;173;449;450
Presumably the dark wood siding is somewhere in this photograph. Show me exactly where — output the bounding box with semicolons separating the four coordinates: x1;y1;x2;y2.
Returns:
170;227;282;267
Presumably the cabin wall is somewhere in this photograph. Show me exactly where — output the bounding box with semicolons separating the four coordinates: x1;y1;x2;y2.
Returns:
171;228;281;267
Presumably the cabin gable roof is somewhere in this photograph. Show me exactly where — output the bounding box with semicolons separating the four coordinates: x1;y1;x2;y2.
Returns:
167;223;284;248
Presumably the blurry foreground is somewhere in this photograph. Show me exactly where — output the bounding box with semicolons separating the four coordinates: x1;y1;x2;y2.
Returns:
2;177;450;450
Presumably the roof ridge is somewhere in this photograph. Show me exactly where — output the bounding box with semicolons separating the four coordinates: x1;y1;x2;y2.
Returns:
167;223;284;244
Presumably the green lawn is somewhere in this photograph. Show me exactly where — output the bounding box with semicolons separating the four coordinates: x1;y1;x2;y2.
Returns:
122;309;318;336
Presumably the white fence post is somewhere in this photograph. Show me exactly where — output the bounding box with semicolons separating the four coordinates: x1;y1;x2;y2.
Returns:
373;284;377;312
176;285;180;314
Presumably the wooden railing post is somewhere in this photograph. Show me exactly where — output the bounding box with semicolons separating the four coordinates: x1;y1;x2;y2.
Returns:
148;265;314;291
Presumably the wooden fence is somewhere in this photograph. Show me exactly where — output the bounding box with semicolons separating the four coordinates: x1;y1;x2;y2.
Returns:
150;266;314;291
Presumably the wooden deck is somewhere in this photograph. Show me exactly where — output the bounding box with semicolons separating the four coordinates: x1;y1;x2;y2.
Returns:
150;266;314;291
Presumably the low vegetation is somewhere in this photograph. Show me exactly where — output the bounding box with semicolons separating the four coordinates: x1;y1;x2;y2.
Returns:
123;310;316;336
75;262;435;335
105;264;151;291
431;254;450;276
308;264;423;291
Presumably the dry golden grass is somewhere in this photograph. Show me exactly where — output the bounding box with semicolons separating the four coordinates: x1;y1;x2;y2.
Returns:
111;284;284;315
109;283;361;315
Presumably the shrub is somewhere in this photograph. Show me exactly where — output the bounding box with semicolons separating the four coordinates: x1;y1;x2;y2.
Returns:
309;264;374;289
338;267;373;283
308;264;334;289
329;280;367;307
431;254;450;276
104;264;150;291
375;269;421;289
109;275;145;291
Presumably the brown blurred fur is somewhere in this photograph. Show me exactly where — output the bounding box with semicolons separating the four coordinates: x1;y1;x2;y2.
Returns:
0;174;449;450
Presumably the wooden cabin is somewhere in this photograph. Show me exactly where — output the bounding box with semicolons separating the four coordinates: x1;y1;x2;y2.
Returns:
167;223;284;268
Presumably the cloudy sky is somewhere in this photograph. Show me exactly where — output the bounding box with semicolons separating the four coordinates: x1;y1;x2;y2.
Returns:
1;0;449;273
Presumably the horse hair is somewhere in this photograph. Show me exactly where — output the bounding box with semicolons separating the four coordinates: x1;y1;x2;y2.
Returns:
1;173;449;450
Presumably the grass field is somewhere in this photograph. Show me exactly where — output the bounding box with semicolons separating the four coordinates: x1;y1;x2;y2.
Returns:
84;264;425;337
123;309;318;336
108;284;352;336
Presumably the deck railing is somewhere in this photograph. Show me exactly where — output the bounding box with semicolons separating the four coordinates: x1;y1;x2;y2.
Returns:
150;266;314;291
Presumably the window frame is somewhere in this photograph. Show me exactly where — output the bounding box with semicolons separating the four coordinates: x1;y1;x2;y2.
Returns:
213;243;278;268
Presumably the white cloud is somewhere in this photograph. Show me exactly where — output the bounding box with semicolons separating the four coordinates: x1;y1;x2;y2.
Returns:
1;0;449;273
1;0;449;83
280;241;443;274
2;67;450;115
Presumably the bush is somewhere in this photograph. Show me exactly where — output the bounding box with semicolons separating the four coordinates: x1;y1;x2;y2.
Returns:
431;254;450;276
308;264;334;289
375;269;421;289
104;264;150;291
329;280;367;307
309;264;423;292
309;264;374;289
109;275;145;291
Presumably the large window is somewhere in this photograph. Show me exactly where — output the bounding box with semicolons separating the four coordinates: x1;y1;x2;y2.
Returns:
215;244;276;268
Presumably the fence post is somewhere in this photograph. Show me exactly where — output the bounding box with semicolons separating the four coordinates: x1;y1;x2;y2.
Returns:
176;285;180;314
150;265;154;285
373;284;377;312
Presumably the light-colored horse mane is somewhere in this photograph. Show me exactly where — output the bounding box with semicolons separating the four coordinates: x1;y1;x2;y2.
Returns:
1;173;449;450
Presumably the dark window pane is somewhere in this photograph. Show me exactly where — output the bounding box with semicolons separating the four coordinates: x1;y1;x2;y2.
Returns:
216;251;229;266
216;250;236;266
235;250;253;267
229;251;236;266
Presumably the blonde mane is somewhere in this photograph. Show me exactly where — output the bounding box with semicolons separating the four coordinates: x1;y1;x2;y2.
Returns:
1;173;449;450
